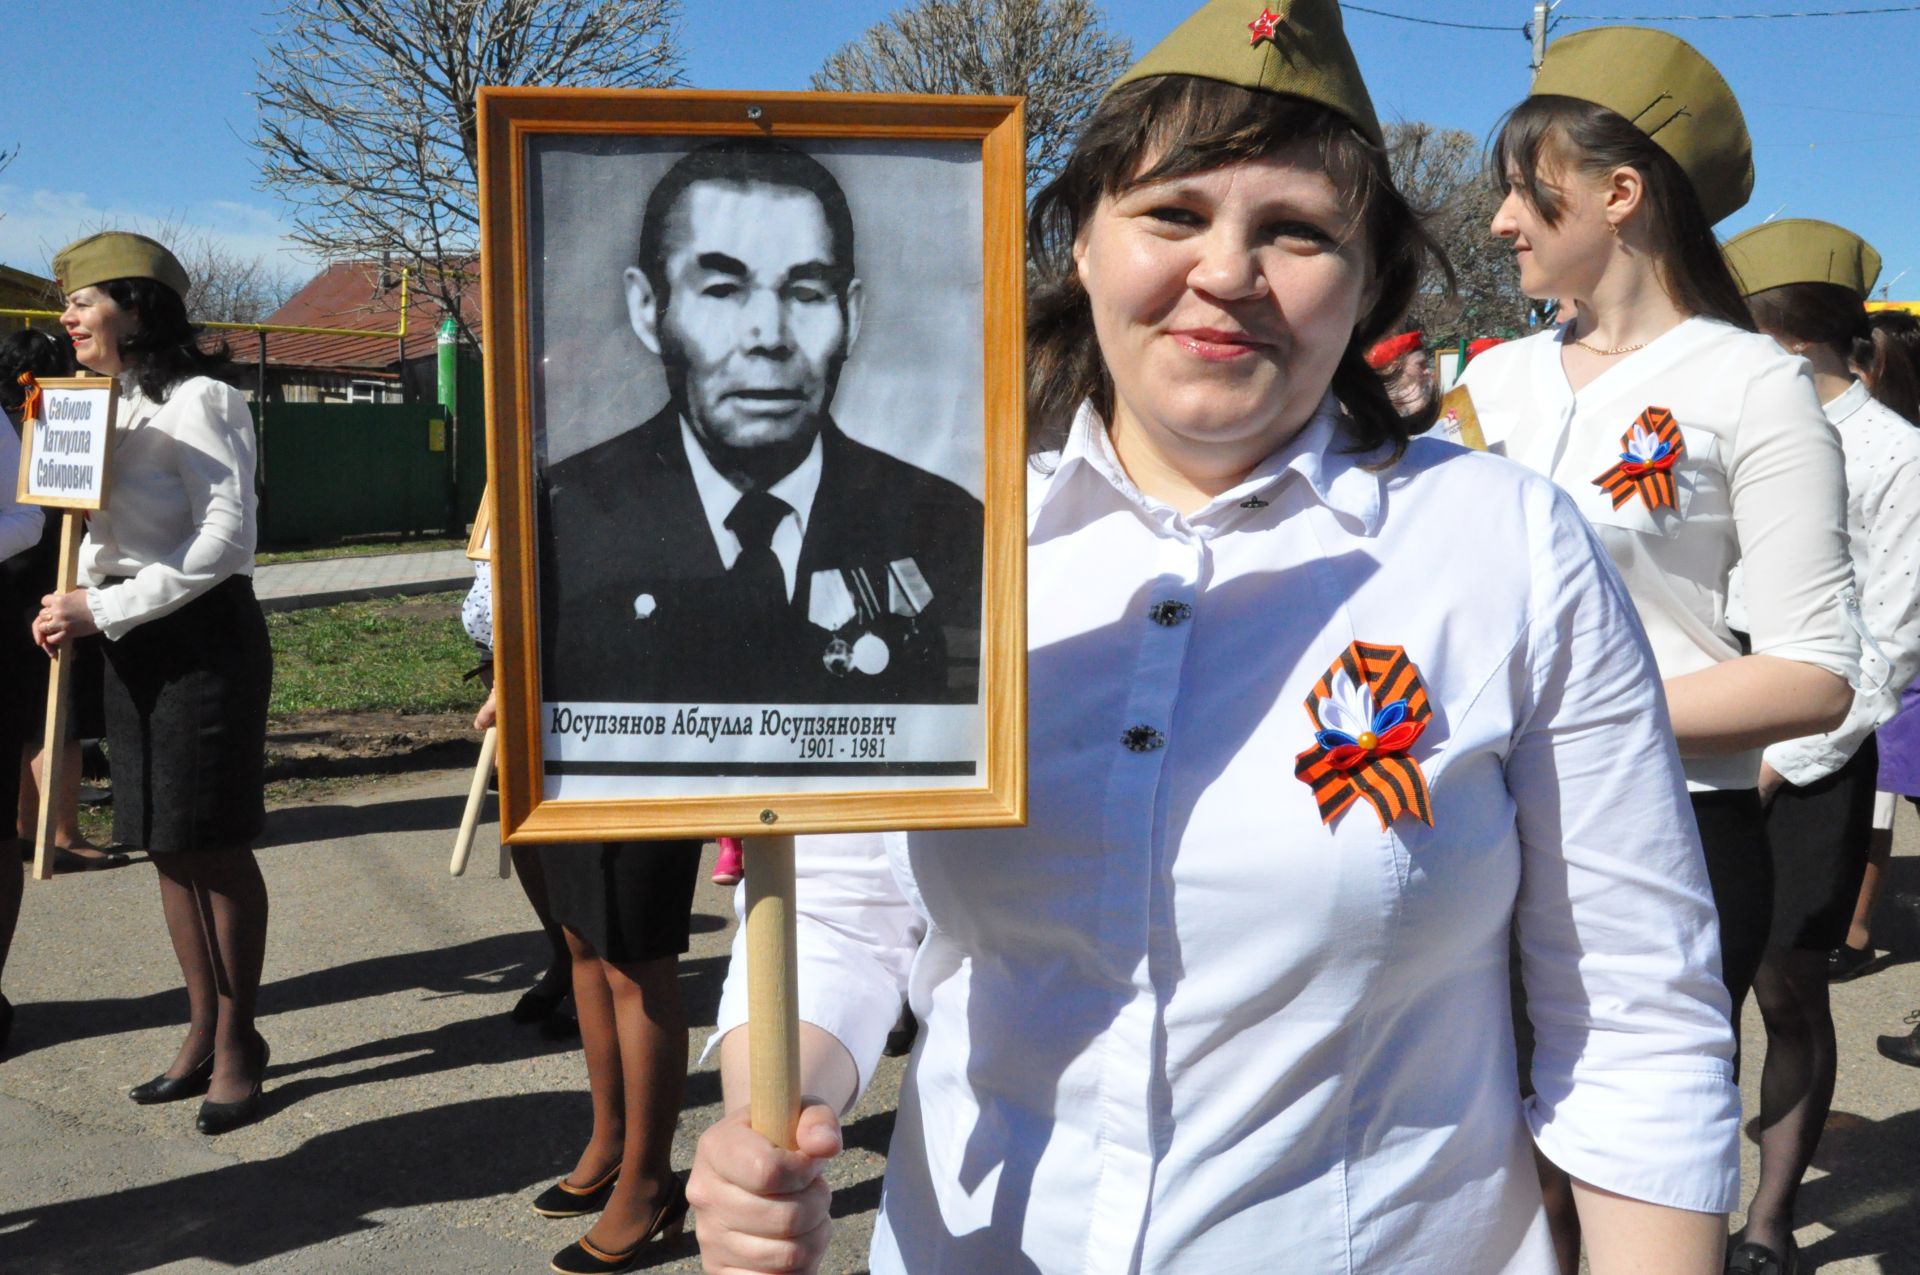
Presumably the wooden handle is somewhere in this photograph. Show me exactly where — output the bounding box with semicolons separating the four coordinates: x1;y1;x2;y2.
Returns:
31;513;84;883
448;726;499;876
745;834;800;1149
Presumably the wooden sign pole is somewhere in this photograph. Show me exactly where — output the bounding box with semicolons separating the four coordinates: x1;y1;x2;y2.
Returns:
31;511;84;882
448;725;501;877
745;834;801;1149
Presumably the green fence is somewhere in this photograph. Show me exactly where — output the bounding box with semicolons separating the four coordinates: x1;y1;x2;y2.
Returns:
247;350;490;548
454;353;488;527
252;401;454;546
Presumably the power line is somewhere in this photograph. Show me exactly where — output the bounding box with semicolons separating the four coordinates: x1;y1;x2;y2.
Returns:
1345;1;1920;27
1749;98;1920;119
1342;4;1521;31
1566;5;1920;19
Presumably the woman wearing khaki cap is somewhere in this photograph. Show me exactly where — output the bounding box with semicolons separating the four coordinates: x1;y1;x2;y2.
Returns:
32;231;274;1135
1461;29;1859;1275
688;4;1738;1272
1720;217;1920;1273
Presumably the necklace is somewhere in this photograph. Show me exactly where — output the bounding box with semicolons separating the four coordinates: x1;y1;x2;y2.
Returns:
1572;335;1648;357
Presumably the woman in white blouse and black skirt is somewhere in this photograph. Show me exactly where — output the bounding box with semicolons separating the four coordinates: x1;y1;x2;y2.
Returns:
688;4;1744;1272
32;233;274;1135
1462;30;1858;1275
1718;219;1920;1273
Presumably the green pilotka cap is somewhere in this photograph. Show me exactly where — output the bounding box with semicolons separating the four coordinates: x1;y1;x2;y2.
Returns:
1113;0;1384;147
1531;27;1754;226
1723;219;1883;300
52;231;191;299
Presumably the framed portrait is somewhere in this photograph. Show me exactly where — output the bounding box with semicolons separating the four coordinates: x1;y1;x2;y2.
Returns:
479;88;1027;843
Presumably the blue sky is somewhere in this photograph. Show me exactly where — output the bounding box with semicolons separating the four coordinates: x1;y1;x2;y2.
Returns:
6;1;1919;298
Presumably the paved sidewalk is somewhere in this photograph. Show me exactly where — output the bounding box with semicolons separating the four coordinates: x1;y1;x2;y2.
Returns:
253;550;473;612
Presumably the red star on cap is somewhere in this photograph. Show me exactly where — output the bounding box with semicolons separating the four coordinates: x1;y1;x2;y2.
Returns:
1248;6;1284;43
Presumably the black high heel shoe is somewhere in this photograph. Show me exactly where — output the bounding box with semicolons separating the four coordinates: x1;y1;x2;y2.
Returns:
548;1176;689;1273
129;1050;214;1104
195;1034;270;1136
532;1162;620;1217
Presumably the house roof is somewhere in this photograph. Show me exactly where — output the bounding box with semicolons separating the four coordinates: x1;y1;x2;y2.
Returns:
225;260;480;373
0;263;61;313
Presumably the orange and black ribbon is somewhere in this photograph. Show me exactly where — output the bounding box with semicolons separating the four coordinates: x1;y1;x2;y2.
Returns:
1592;407;1684;512
16;372;40;425
1293;641;1434;830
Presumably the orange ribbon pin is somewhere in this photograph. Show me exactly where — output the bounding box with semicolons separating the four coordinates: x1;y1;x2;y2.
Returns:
16;372;40;425
1294;641;1434;830
1593;407;1685;513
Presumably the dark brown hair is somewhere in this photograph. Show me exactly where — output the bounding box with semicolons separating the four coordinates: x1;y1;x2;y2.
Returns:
1858;308;1920;424
99;277;229;403
1027;75;1448;462
1746;281;1870;363
1492;95;1753;332
0;327;76;420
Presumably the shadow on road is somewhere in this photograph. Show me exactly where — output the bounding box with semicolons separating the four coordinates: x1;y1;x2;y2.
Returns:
11;941;733;1115
1794;1105;1920;1271
7;933;554;1063
0;1092;699;1274
255;792;473;848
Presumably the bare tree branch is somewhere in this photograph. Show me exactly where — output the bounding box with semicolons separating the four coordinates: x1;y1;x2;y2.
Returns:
812;0;1131;191
66;213;298;324
1386;122;1533;341
253;0;683;339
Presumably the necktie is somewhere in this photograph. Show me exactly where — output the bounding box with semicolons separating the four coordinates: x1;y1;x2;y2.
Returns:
725;490;791;616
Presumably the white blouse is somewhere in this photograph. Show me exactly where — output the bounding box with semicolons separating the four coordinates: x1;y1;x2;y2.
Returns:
79;375;258;640
1462;317;1858;791
713;400;1740;1274
1765;380;1920;785
0;422;47;562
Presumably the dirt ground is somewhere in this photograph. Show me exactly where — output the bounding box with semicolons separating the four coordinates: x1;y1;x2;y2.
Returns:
264;711;480;780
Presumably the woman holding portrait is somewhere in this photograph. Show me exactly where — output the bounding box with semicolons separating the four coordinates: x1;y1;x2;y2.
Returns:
686;4;1742;1272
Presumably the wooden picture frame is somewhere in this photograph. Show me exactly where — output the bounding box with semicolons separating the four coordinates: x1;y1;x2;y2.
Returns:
465;482;493;562
15;375;117;512
478;88;1027;843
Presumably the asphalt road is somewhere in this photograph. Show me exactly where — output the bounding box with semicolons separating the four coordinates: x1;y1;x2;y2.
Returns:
2;771;1917;1274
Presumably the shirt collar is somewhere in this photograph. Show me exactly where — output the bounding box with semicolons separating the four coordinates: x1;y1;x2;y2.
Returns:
1030;394;1384;536
679;414;824;550
1823;378;1873;427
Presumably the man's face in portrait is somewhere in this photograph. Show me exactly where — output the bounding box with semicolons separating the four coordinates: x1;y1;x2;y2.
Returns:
627;179;864;472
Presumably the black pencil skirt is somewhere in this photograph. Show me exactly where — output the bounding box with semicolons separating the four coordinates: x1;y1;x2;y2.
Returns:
1765;736;1877;951
1694;787;1773;1013
100;575;272;853
541;839;703;964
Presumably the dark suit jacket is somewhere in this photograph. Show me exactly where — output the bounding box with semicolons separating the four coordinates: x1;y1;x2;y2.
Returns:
539;406;983;704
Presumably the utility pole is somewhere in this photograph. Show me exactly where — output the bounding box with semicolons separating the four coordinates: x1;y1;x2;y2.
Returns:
1530;0;1550;74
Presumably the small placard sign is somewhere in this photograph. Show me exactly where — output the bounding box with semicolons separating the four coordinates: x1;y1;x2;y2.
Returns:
16;376;116;511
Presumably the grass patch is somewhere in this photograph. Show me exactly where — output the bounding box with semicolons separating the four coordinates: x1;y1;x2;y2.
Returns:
267;591;483;718
256;535;466;565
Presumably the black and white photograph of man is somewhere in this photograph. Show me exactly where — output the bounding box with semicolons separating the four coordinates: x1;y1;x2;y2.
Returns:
534;137;985;709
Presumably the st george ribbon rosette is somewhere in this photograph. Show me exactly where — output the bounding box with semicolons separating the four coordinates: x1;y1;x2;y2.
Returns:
1593;407;1684;512
1294;641;1434;829
15;372;39;424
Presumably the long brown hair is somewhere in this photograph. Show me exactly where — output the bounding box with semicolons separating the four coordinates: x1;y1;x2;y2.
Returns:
1492;95;1753;332
1027;75;1447;462
1858;309;1920;424
1746;281;1870;363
